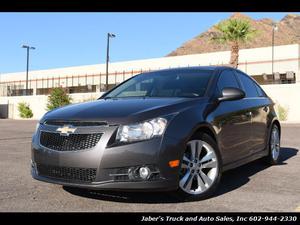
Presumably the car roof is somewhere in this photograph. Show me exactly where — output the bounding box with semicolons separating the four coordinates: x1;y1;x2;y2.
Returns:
145;66;233;74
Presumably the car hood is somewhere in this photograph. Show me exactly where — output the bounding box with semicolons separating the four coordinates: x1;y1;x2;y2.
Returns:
41;97;208;125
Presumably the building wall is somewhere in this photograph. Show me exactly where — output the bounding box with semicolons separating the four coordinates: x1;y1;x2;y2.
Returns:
0;44;299;83
0;92;102;120
0;84;299;122
0;44;299;121
261;83;300;122
237;44;300;76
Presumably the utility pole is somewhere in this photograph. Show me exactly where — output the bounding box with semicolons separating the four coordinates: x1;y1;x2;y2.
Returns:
105;33;116;91
271;23;278;75
22;45;35;95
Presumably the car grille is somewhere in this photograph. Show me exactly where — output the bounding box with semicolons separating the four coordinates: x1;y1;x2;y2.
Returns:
44;120;108;127
36;163;97;183
40;131;102;151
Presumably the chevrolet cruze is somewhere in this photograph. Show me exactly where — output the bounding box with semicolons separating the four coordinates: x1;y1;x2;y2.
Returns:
31;66;281;200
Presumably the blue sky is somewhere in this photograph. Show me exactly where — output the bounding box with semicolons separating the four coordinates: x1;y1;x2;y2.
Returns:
0;12;295;74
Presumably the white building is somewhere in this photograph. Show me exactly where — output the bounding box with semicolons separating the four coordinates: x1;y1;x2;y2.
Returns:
0;44;300;121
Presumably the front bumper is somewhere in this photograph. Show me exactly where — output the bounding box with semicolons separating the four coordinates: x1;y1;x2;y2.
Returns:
31;165;176;191
31;124;182;191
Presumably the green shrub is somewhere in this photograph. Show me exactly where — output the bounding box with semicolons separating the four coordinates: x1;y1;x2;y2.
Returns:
18;102;33;118
46;87;72;111
275;104;288;121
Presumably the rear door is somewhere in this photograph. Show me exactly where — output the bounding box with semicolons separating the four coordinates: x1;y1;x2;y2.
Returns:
235;71;269;153
211;69;253;164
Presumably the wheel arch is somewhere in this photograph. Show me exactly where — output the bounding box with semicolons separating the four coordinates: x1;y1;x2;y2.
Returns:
187;123;226;170
190;123;218;143
272;119;281;138
265;118;281;155
176;123;223;199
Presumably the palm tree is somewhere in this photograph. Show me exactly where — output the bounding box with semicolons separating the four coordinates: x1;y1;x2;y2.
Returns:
212;18;257;68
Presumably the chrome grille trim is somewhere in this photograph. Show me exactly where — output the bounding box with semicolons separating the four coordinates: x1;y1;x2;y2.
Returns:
43;120;108;127
40;131;102;151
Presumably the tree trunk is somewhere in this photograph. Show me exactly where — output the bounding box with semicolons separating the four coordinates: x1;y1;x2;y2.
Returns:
230;41;239;68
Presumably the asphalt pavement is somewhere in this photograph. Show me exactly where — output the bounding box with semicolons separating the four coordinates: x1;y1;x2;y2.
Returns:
0;119;299;212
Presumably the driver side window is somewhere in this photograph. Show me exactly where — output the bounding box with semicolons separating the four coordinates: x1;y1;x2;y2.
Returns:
217;70;240;95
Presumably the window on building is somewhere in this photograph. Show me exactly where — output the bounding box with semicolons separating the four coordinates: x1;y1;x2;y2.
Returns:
252;72;296;85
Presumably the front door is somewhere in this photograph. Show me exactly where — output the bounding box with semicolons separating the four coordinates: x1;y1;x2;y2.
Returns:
212;99;253;164
210;69;253;165
236;71;270;154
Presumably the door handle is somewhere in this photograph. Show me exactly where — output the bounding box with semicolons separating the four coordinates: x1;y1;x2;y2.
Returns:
245;111;252;117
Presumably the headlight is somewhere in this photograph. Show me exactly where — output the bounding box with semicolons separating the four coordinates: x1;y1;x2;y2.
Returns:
116;117;167;142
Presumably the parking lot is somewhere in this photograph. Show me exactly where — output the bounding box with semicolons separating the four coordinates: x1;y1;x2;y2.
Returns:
0;119;299;212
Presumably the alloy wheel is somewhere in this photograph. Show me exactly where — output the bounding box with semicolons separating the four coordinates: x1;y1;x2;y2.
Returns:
179;140;218;195
270;126;280;161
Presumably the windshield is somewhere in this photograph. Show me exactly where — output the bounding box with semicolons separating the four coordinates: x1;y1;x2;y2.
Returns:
103;69;213;98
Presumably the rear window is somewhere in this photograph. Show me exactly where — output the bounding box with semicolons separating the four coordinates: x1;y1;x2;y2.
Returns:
237;72;259;98
254;83;267;97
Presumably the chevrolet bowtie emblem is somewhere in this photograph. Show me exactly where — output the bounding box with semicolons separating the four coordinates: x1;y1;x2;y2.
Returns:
56;125;77;136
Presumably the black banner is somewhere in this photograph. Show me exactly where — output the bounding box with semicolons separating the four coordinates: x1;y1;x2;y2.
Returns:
0;0;300;12
1;212;299;224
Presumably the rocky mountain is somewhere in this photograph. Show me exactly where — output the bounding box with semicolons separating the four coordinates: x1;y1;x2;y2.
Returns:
167;13;300;56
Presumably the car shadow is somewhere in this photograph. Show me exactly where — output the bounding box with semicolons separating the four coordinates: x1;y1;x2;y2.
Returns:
63;147;298;203
214;147;298;197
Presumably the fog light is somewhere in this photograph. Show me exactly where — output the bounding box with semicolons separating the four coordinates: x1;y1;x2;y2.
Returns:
139;167;150;180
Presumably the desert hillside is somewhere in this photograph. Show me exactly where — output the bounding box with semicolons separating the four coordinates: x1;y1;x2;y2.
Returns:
168;13;300;56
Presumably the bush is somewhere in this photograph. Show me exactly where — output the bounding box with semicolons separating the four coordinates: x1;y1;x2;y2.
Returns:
18;102;33;118
46;87;72;111
275;104;288;121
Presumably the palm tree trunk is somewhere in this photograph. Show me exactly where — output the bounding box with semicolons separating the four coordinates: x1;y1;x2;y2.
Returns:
230;41;239;68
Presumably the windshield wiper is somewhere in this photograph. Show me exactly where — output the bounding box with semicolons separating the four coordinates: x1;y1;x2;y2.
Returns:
102;96;113;100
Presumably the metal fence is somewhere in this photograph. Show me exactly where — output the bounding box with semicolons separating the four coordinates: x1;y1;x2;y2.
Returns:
0;69;145;97
0;65;297;97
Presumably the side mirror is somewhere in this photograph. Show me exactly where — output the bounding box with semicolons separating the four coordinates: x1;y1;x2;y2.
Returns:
218;87;245;102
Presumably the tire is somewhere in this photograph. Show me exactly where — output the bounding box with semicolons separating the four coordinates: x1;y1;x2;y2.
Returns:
265;124;281;165
173;132;222;201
